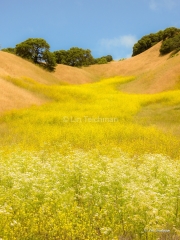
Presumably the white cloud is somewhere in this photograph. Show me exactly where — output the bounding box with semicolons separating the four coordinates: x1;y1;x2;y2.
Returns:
149;0;157;10
149;0;176;11
100;35;137;49
98;35;137;60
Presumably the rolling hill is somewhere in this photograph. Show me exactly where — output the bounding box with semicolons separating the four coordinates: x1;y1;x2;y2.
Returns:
83;42;180;93
0;42;180;113
1;40;180;239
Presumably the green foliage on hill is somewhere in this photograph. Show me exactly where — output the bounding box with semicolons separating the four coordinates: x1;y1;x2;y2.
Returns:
132;27;180;56
54;47;94;67
1;47;16;54
54;48;113;67
160;30;180;55
132;31;163;56
42;50;57;71
95;57;107;64
2;39;113;69
15;38;57;71
162;27;180;40
95;55;113;64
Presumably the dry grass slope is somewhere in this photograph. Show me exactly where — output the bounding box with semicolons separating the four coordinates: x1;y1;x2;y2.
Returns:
0;42;180;113
0;51;94;113
0;51;61;113
0;77;45;114
83;42;180;93
0;51;60;84
53;64;96;84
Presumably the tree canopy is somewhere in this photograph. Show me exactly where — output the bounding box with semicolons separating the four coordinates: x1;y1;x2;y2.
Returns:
160;29;180;55
132;27;180;57
94;55;113;64
15;38;56;71
54;47;94;67
54;48;113;67
2;39;113;70
132;31;163;56
1;47;16;54
42;50;57;71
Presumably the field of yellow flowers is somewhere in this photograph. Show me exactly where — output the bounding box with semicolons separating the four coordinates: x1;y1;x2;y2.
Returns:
0;76;180;239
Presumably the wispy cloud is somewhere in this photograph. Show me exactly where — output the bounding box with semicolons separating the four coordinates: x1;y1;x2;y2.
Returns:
149;0;176;11
98;35;137;60
100;35;137;49
149;0;157;10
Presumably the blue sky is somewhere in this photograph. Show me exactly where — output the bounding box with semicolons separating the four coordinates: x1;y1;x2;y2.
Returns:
1;0;180;60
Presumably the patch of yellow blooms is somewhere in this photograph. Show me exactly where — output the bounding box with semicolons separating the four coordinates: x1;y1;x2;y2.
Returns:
0;76;180;239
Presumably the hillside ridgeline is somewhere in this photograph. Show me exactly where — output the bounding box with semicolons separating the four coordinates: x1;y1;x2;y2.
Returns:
0;41;180;113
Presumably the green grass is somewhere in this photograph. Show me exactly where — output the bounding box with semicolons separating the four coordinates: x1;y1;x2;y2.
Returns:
1;75;180;239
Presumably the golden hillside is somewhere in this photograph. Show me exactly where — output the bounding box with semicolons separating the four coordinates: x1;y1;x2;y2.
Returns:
83;42;180;93
0;52;53;114
0;42;180;113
